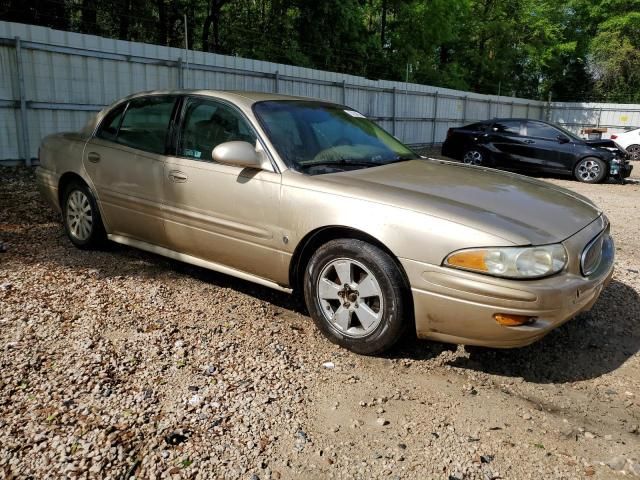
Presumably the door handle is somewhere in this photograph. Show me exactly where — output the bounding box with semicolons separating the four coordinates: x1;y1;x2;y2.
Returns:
523;139;535;144
169;170;188;183
87;152;101;163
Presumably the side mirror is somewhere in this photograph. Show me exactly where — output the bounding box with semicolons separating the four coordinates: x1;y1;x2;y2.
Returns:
212;141;261;168
557;135;570;144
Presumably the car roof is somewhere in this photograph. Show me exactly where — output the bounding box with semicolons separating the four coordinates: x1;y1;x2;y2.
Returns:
488;118;547;123
119;89;320;109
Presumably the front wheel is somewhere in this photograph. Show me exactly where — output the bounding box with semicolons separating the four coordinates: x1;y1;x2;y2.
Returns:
574;157;607;183
303;239;408;355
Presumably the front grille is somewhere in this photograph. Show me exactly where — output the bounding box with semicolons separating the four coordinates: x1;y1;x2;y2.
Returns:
581;231;605;276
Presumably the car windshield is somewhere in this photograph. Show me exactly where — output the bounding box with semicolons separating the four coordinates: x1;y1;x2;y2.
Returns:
253;100;419;174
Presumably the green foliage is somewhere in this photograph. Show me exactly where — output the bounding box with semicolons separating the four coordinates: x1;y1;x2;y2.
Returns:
1;0;638;101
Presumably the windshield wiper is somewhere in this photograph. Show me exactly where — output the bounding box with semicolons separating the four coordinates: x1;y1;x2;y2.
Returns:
300;159;384;169
389;155;419;163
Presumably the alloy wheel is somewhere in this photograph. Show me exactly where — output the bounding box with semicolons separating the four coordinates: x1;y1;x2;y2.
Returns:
66;190;93;241
577;159;601;182
627;145;640;161
316;258;384;338
463;150;483;165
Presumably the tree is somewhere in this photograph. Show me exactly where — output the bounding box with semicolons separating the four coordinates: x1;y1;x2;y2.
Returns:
590;7;640;101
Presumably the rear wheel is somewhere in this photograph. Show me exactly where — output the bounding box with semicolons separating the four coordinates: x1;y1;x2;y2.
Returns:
62;180;106;249
303;239;408;355
627;144;640;161
574;157;607;183
463;149;484;166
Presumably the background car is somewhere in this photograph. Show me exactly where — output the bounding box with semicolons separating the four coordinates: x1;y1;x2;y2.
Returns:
610;127;640;160
442;118;632;183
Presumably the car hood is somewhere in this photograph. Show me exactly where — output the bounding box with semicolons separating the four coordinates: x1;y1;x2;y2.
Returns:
314;159;601;245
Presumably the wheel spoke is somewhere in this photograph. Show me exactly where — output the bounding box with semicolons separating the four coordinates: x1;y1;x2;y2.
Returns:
318;278;341;300
356;274;380;298
356;303;379;330
333;261;352;286
333;306;351;331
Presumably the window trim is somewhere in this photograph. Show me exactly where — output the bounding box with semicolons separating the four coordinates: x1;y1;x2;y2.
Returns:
173;94;279;172
95;102;129;141
490;120;523;136
94;94;180;156
524;120;561;140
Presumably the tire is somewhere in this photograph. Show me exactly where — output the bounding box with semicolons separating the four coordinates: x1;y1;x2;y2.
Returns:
462;149;484;165
574;157;607;183
303;239;408;355
61;180;106;249
627;144;640;161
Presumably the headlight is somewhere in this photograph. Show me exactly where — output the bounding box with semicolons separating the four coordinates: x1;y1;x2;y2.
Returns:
444;244;567;279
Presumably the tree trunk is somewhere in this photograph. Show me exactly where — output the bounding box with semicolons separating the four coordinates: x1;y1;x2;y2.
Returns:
380;0;387;49
156;0;167;46
202;0;227;52
119;0;132;41
80;0;97;34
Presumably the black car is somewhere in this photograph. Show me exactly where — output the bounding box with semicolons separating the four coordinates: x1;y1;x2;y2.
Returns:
441;118;632;183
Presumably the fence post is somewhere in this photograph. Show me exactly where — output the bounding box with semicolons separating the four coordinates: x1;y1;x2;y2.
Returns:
15;36;31;167
487;99;492;119
546;91;552;121
510;101;514;117
177;57;183;88
342;80;346;105
525;103;530;119
274;70;279;93
392;87;397;136
431;91;439;145
462;95;468;124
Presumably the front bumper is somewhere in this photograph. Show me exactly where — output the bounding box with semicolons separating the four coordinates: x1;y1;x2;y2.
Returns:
402;216;614;348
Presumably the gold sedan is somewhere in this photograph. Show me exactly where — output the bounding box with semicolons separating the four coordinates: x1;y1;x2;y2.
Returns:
36;90;614;354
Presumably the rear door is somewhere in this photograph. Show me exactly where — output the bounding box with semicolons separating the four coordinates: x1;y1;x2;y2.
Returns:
484;120;528;168
161;96;287;284
522;121;575;172
83;95;178;246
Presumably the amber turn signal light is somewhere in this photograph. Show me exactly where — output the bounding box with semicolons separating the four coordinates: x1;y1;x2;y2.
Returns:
493;313;535;326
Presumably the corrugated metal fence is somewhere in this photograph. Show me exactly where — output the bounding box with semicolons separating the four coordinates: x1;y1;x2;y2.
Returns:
1;20;637;165
0;21;546;165
549;103;640;136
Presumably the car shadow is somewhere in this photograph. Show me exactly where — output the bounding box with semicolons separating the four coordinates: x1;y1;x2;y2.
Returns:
4;167;638;384
391;279;639;383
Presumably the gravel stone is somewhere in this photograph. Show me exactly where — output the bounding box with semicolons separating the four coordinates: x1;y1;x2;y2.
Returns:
1;165;640;479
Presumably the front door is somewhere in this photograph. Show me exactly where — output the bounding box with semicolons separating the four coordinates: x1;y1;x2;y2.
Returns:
162;96;287;285
522;121;576;173
83;95;178;246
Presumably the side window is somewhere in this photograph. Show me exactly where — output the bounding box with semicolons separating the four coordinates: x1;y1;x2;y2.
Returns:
116;96;176;154
96;104;126;141
526;121;559;139
492;121;521;135
179;98;257;161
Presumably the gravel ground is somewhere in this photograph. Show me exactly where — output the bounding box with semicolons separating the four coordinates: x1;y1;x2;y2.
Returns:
1;163;639;479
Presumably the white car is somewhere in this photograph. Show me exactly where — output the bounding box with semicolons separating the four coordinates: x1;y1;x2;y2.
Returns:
611;128;640;160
